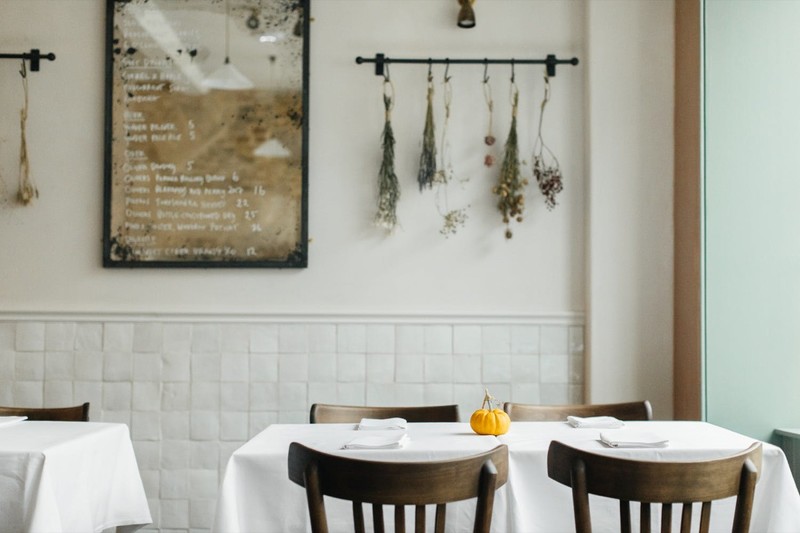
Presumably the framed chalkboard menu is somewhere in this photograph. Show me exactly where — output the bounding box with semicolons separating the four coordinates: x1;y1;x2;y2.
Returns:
103;0;309;268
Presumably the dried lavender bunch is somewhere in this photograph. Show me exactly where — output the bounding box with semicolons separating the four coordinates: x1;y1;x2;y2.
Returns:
375;91;400;230
417;75;436;190
493;89;527;239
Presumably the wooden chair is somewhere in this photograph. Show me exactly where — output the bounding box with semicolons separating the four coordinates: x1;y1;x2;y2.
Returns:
546;440;762;533
0;402;90;421
288;442;508;533
309;403;460;424
503;400;653;422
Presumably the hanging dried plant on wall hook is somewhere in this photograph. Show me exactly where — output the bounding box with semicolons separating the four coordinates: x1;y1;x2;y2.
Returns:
533;73;563;210
374;73;400;231
417;64;437;191
434;61;453;186
17;60;38;206
434;61;468;237
482;62;496;167
493;68;527;239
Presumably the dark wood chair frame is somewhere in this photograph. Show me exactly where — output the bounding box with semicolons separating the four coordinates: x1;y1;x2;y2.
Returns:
0;402;90;421
288;442;509;533
309;403;460;424
546;440;762;533
503;400;653;422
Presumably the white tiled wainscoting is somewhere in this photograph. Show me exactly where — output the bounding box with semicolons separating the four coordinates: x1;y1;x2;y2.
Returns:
0;312;584;532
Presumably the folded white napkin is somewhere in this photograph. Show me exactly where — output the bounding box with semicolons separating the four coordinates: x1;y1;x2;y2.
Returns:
600;430;669;448
567;415;625;429
357;417;408;431
342;432;410;450
0;416;27;428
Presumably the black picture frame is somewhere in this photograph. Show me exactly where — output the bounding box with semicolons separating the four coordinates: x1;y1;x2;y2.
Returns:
103;0;309;268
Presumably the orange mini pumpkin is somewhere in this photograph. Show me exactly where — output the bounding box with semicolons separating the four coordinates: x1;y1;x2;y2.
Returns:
470;389;510;436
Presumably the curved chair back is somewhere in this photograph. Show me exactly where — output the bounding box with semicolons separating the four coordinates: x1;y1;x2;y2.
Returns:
503;400;652;422
309;403;460;424
288;442;508;533
547;440;762;533
0;402;90;421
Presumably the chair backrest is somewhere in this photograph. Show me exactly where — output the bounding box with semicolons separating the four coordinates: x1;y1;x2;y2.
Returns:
546;440;762;533
0;402;90;421
309;403;460;424
503;400;653;422
288;442;508;533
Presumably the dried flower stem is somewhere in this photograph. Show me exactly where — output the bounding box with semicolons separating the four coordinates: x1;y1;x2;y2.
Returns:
17;61;37;206
417;72;436;191
493;85;527;239
374;82;400;230
434;69;468;237
533;75;563;210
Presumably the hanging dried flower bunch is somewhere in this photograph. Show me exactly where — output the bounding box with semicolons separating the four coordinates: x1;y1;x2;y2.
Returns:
417;67;437;191
17;61;37;206
374;78;400;231
482;65;496;167
434;64;468;237
533;74;563;210
493;79;527;239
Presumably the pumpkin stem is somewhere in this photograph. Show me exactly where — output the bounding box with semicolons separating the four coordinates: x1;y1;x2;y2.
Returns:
482;388;494;410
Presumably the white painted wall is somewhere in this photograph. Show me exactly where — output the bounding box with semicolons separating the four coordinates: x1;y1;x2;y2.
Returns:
0;0;674;419
584;0;675;417
0;0;585;316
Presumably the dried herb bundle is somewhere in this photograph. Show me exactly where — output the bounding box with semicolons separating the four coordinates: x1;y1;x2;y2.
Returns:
17;61;37;206
374;83;400;230
417;71;436;191
493;87;527;239
433;68;468;237
440;207;468;237
483;69;496;167
533;75;563;210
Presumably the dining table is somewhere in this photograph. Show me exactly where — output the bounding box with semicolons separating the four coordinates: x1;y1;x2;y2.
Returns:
0;419;152;533
213;420;800;533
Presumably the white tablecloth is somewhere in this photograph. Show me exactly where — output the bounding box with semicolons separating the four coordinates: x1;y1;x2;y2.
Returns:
213;421;800;533
0;421;152;533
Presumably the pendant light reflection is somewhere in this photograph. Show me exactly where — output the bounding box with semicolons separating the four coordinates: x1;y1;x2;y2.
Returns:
457;0;476;29
202;0;254;91
253;54;290;159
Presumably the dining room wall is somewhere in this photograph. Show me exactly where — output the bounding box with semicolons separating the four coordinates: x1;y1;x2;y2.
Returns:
0;1;674;531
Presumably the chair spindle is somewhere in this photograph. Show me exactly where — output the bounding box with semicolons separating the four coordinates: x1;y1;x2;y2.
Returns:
415;505;425;533
680;503;692;533
394;505;405;532
641;502;651;533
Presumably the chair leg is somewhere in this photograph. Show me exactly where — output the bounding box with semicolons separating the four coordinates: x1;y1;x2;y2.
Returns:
620;501;631;533
353;502;365;533
434;504;446;533
571;460;591;533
